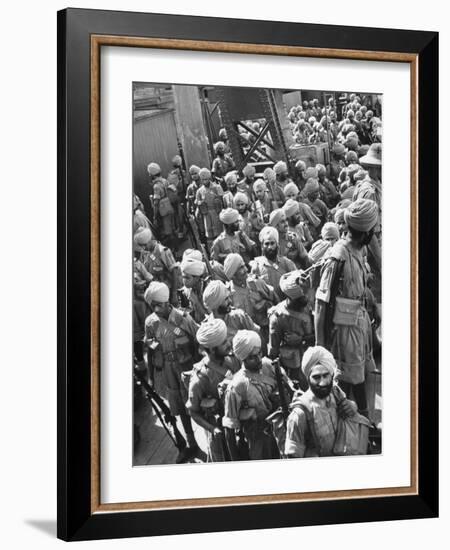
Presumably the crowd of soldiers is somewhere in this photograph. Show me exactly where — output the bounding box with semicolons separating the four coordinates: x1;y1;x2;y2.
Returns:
133;93;382;463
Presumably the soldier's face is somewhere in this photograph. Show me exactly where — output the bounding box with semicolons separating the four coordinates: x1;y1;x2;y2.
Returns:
262;238;278;260
308;191;319;202
243;346;262;371
190;173;200;182
182;273;196;289
309;365;334;399
285;190;297;201
336;219;347;235
233;265;248;285
255;188;265;200
200;175;211;186
217;295;232;315
276;219;288;235
227;179;237;191
214;339;232;358
235;200;247;214
229;221;240;233
324;236;338;246
151;300;170;319
278;171;288;182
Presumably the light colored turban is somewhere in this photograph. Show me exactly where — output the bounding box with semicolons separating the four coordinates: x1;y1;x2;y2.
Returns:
354;168;369;182
321;222;340;241
147;162;161;176
223;253;245;279
253;178;266;192
172;155;182;166
134;227;153;245
214;141;225;153
305;167;318;180
273;161;287;175
196;318;228;348
345;151;359;164
264;167;276;184
344;198;378;232
269;209;286;227
308;239;331;263
316;164;326;176
333;143;346;156
303;178;320;196
283;198;300;218
233;330;262;361
189;164;200;175
242;164;256;177
298;202;320;227
295;160;306;171
279;271;304;299
233;192;249;206
302;345;337;380
180;259;205;277
219;208;240;224
199;167;211;179
259;225;279;244
225;171;238;185
144;282;170;304
203;280;229;311
283;182;299;198
182;249;203;262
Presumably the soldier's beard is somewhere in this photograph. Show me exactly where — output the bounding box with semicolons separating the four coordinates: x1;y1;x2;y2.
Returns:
264;247;278;261
311;383;333;399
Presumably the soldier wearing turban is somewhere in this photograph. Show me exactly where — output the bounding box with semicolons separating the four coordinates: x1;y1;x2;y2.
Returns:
210;207;256;265
186;318;236;462
268;270;314;386
284;346;359;458
222;171;238;209
300;178;328;231
315;198;379;420
195;167;224;246
273;160;293;190
202;280;260;348
186;165;201;215
212;140;235;180
178;258;208;324
315;163;339;209
223;330;290;460
144;281;200;462
224;253;277;350
251;226;297;301
252;178;274;223
238;164;256;199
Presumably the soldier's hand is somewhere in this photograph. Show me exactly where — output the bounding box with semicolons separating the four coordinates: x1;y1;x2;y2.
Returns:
337;399;357;419
213;427;223;437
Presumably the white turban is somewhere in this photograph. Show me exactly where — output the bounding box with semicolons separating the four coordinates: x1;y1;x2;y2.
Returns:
189;165;200;175
259;226;279;244
301;346;337;380
242;164;256;177
308;239;331;263
295;160;306;171
283;199;300;218
321;222;340;241
303;178;320;196
196;318;228;348
269;209;286;227
147;162;161;176
233;192;249;206
134;228;153;245
220;208;240;224
225;171;238;185
274;161;287;175
264;167;276;184
223;253;245;279
305;167;318;180
199;167;211;179
253;178;266;192
180;259;205;277
214;141;225;153
182;249;203;262
233;330;261;361
144;282;170;304
279;271;304;299
344;198;378;232
283;182;299;198
203;280;229;311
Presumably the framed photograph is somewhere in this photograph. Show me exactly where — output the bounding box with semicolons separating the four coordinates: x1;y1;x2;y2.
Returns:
57;8;438;541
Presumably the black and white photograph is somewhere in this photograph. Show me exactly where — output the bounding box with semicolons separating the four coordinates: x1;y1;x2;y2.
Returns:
132;83;383;466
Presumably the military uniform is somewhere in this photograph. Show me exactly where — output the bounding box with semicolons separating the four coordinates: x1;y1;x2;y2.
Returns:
153;176;176;240
268;300;314;387
279;230;310;269
178;285;208;324
210;231;255;265
211;155;235;180
186;356;235;462
145;307;199;416
222;358;282;460
205;309;260;347
195;183;224;243
250;255;297;301
140;242;179;302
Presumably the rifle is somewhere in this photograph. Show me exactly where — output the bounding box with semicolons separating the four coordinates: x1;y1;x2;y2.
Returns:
133;364;187;452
